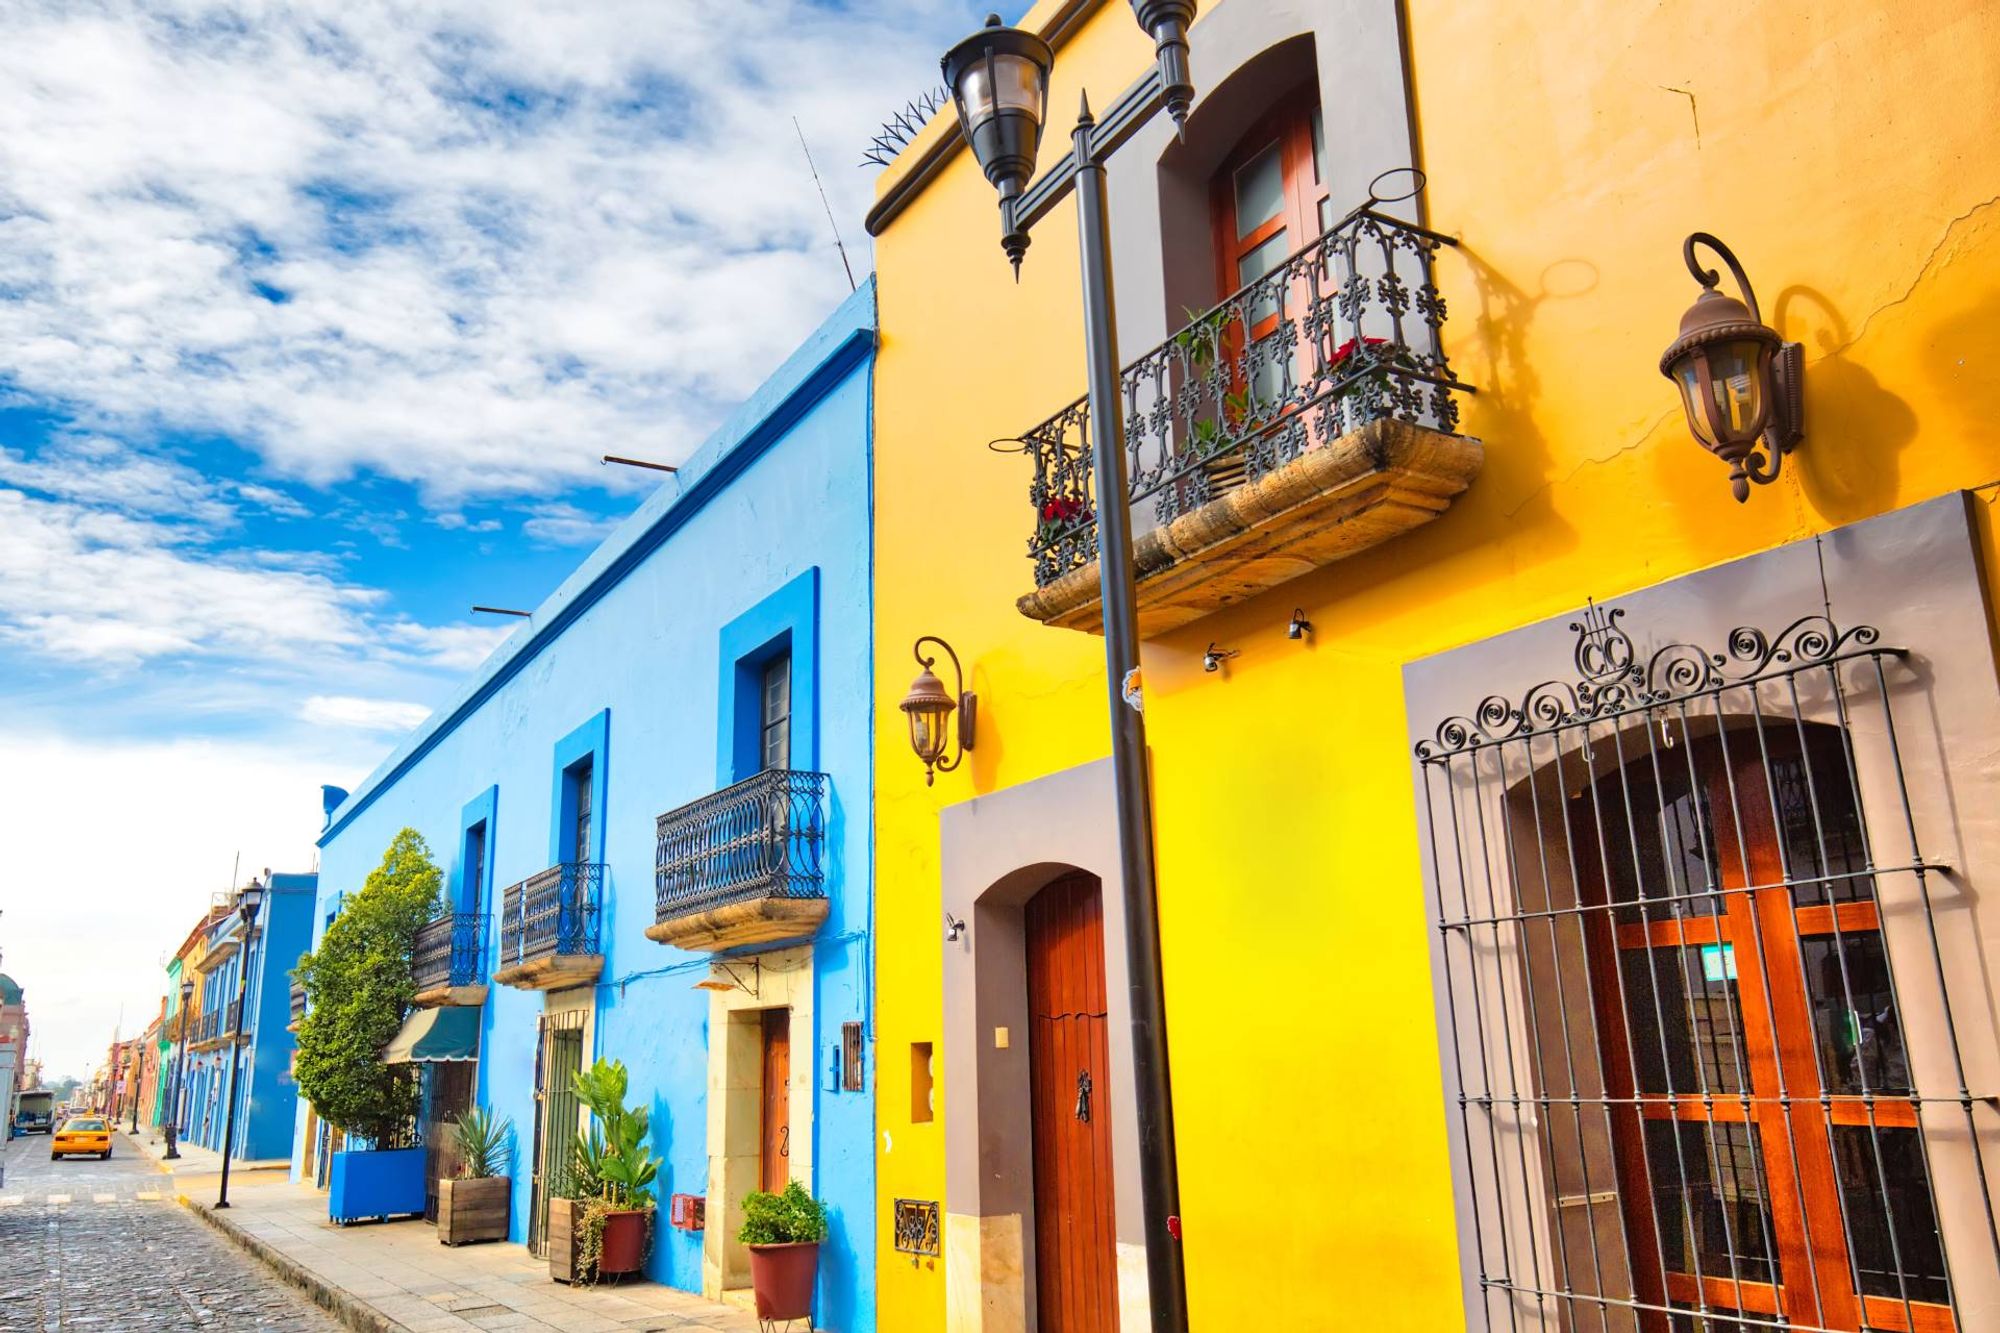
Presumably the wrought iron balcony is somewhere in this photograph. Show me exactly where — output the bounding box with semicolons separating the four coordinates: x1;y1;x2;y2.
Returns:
412;911;489;1007
1014;206;1483;635
494;862;605;990
648;768;830;953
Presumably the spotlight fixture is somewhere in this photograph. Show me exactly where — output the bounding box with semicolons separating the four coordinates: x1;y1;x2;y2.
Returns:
944;913;966;943
1202;643;1238;673
1287;608;1312;641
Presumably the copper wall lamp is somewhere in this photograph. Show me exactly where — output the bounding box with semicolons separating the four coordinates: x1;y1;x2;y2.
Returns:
899;636;976;785
1660;232;1804;502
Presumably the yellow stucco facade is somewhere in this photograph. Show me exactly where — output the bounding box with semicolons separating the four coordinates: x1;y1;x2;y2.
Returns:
869;2;2000;1329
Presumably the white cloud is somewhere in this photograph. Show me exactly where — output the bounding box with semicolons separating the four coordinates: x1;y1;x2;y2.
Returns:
380;619;514;671
0;0;979;505
300;693;433;732
0;729;356;1081
521;500;617;546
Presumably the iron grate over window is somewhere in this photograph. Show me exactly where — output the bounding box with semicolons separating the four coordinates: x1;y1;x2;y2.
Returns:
1413;604;2000;1333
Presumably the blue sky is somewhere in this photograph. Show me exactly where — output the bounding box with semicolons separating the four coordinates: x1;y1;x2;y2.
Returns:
0;0;1018;1078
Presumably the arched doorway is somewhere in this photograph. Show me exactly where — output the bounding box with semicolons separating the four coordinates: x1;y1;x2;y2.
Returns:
1025;870;1118;1332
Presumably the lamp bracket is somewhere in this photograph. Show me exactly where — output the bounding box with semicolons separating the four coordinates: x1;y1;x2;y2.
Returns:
1683;231;1763;324
913;636;975;780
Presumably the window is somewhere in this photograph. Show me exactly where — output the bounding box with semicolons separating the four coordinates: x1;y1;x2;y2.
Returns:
1210;93;1328;316
568;758;593;866
1417;607;1982;1333
761;653;792;772
462;821;487;915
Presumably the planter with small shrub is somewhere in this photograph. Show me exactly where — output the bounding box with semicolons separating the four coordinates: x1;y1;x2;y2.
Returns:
739;1180;828;1324
438;1107;511;1245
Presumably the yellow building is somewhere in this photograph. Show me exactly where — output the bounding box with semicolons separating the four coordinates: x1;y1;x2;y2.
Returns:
868;2;2000;1331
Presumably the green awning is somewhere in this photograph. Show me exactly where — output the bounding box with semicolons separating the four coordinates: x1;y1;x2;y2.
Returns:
381;1006;481;1065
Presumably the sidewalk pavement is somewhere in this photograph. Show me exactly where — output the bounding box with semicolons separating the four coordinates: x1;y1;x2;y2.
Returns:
144;1144;766;1333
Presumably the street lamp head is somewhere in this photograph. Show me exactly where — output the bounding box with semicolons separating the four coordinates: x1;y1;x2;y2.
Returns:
942;14;1054;274
237;878;265;925
179;978;195;1006
1129;0;1198;132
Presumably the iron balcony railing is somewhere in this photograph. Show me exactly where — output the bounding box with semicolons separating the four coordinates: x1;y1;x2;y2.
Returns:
187;1010;218;1046
1018;205;1471;589
413;911;487;992
499;862;605;966
655;768;828;924
225;996;244;1039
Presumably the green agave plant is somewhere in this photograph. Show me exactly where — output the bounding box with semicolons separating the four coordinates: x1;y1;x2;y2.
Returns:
450;1106;512;1179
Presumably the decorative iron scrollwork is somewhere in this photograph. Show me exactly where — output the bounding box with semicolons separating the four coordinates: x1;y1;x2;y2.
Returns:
893;1198;941;1261
1415;604;1887;760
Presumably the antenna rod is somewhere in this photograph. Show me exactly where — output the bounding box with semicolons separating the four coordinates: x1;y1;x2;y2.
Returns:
472;606;532;618
795;117;857;293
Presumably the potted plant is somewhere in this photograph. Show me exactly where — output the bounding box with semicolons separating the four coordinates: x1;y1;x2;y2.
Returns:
738;1180;828;1325
437;1107;511;1245
546;1140;603;1285
293;829;442;1225
556;1058;660;1284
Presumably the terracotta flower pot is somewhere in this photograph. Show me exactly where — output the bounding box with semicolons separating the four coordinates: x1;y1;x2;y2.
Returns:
747;1241;819;1322
598;1208;649;1276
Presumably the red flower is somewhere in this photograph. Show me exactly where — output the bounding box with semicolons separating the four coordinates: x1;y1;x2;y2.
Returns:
1039;497;1087;524
1328;335;1389;369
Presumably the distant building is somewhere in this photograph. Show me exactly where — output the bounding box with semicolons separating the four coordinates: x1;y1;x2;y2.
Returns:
182;875;314;1161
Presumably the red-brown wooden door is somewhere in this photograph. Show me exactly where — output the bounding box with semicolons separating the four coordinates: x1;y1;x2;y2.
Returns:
760;1008;791;1193
1026;872;1118;1333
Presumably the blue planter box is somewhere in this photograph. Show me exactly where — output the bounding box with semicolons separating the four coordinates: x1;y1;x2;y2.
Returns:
328;1146;427;1224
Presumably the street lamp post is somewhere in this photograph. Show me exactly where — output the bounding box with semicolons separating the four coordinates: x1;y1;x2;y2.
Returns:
165;978;194;1160
942;10;1199;1332
215;879;264;1209
128;1050;141;1135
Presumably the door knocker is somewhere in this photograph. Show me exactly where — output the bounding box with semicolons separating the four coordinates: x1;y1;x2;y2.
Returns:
1075;1070;1092;1123
779;1124;790;1158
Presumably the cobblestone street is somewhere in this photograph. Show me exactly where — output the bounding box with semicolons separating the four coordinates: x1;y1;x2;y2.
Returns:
0;1130;339;1331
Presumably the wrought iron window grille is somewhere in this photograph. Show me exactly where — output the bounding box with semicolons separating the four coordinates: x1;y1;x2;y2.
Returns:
893;1198;941;1263
653;768;828;925
498;861;604;966
1415;604;2000;1333
1016;203;1472;589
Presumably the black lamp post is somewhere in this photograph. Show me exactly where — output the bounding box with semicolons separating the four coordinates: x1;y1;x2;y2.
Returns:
164;977;194;1161
215;879;264;1208
943;10;1199;1331
128;1046;141;1134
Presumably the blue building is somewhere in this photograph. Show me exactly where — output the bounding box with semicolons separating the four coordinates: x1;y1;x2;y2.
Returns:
294;282;877;1327
180;873;315;1162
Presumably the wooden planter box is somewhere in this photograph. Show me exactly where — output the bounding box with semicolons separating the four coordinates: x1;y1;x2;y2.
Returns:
437;1176;509;1246
546;1197;595;1284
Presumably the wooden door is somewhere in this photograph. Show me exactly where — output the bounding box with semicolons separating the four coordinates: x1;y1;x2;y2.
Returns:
1571;725;1952;1332
1026;872;1118;1333
760;1008;791;1193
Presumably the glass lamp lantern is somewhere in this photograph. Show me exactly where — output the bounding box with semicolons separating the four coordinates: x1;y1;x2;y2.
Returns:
899;637;976;785
1660;232;1804;502
238;878;265;924
942;15;1054;272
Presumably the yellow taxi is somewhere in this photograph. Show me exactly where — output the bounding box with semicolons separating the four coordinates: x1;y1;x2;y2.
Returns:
50;1116;113;1160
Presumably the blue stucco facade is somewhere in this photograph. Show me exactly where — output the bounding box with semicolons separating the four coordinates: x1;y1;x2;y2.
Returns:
179;874;314;1162
294;282;877;1328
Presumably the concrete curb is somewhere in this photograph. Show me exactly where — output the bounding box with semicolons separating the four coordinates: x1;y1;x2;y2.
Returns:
181;1194;409;1333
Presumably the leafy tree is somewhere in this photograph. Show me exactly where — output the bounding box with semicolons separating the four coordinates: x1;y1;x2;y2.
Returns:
292;828;441;1145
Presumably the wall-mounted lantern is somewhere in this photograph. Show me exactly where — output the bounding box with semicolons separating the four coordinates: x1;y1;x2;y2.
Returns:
1202;643;1238;674
1287;608;1312;641
1660;232;1804;502
900;636;977;785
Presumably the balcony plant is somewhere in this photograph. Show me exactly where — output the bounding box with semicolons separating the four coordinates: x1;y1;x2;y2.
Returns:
561;1058;659;1284
293;828;441;1224
437;1107;511;1246
738;1180;828;1324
